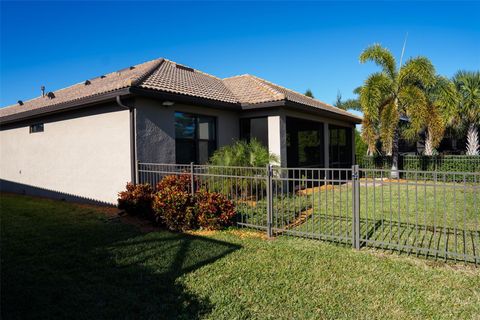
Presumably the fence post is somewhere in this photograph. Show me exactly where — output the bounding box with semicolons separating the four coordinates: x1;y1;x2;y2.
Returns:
266;164;273;238
135;161;139;185
352;165;360;249
190;162;195;197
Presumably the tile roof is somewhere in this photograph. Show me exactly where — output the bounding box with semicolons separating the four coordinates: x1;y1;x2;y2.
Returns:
0;59;162;118
224;74;360;119
0;58;361;123
139;60;238;103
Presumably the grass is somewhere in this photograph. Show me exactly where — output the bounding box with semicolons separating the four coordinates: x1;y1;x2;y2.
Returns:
1;193;480;319
237;179;478;262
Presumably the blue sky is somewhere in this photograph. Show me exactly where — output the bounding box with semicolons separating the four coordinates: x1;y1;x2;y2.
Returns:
1;1;479;109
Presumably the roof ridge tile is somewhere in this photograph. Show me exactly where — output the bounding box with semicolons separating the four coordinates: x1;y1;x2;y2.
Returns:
245;75;285;101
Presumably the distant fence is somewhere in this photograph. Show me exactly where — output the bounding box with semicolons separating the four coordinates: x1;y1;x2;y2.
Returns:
359;155;480;182
138;162;479;264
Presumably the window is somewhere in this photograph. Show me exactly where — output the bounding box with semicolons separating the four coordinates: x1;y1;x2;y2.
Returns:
175;112;216;164
286;117;324;167
29;123;44;133
329;125;352;168
239;117;269;148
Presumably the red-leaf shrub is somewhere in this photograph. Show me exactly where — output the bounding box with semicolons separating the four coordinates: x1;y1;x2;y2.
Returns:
117;183;154;218
155;174;193;193
195;189;236;230
119;175;236;231
153;174;196;231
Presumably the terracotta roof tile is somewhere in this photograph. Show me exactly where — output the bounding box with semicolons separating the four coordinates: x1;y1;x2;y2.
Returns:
139;60;238;103
0;58;361;123
224;74;359;120
0;59;161;118
223;75;285;104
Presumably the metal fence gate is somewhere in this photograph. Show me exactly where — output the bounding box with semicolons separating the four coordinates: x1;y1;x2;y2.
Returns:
138;162;479;264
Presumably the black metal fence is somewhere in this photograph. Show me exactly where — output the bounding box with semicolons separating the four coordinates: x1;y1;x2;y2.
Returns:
138;162;479;264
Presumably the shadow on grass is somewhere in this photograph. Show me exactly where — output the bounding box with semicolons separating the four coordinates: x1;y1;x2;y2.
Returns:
1;196;241;319
283;211;478;264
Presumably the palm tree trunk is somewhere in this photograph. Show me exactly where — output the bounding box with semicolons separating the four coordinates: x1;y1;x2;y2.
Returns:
466;123;479;156
390;126;400;178
424;129;435;156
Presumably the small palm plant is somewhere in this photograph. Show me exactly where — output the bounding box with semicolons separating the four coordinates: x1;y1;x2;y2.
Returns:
209;139;278;167
206;139;279;197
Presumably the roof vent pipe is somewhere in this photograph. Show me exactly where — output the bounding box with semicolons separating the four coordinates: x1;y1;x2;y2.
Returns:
41;86;45;97
18;100;24;105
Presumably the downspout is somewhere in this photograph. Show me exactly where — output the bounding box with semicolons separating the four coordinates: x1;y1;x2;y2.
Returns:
116;95;137;185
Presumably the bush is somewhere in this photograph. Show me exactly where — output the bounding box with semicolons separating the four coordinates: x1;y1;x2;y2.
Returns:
208;139;276;197
119;175;238;231
153;174;196;231
359;155;480;182
195;189;236;230
117;183;154;218
209;139;278;167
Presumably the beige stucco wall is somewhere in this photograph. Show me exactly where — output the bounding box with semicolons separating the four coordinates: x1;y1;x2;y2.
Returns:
0;105;131;204
135;97;240;163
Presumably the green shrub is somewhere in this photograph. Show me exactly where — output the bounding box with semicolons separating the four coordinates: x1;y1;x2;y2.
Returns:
117;183;154;219
209;139;278;167
207;139;276;197
403;155;480;182
359;155;480;182
195;189;236;230
354;129;368;163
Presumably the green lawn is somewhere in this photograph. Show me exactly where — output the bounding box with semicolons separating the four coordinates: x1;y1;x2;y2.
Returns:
238;180;478;262
1;193;480;319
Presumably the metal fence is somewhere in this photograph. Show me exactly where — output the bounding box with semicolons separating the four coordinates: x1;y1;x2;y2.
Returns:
138;162;479;264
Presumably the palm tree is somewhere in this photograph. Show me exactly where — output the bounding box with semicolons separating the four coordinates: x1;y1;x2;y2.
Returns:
452;71;480;155
359;44;435;176
334;90;361;111
404;76;457;155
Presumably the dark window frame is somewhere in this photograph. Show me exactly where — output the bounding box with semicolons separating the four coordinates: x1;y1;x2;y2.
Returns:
329;124;353;168
29;123;44;134
286;117;324;168
174;111;217;164
239;116;269;148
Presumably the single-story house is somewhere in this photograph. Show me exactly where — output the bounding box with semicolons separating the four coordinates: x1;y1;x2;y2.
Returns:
0;58;361;204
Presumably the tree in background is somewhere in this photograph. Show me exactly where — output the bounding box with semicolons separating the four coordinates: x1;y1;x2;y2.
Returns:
452;71;480;155
304;89;314;98
354;129;368;161
403;76;457;155
334;90;361;111
359;44;435;176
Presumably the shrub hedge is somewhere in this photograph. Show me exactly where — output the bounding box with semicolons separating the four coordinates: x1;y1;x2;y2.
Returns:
358;155;480;182
118;175;236;231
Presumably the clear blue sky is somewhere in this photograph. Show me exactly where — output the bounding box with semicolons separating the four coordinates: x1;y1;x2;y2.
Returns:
1;1;479;109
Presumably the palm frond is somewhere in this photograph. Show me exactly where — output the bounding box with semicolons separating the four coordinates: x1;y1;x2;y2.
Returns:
360;72;392;118
361;116;378;155
359;44;397;79
453;70;480;124
378;101;400;154
398;56;436;88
